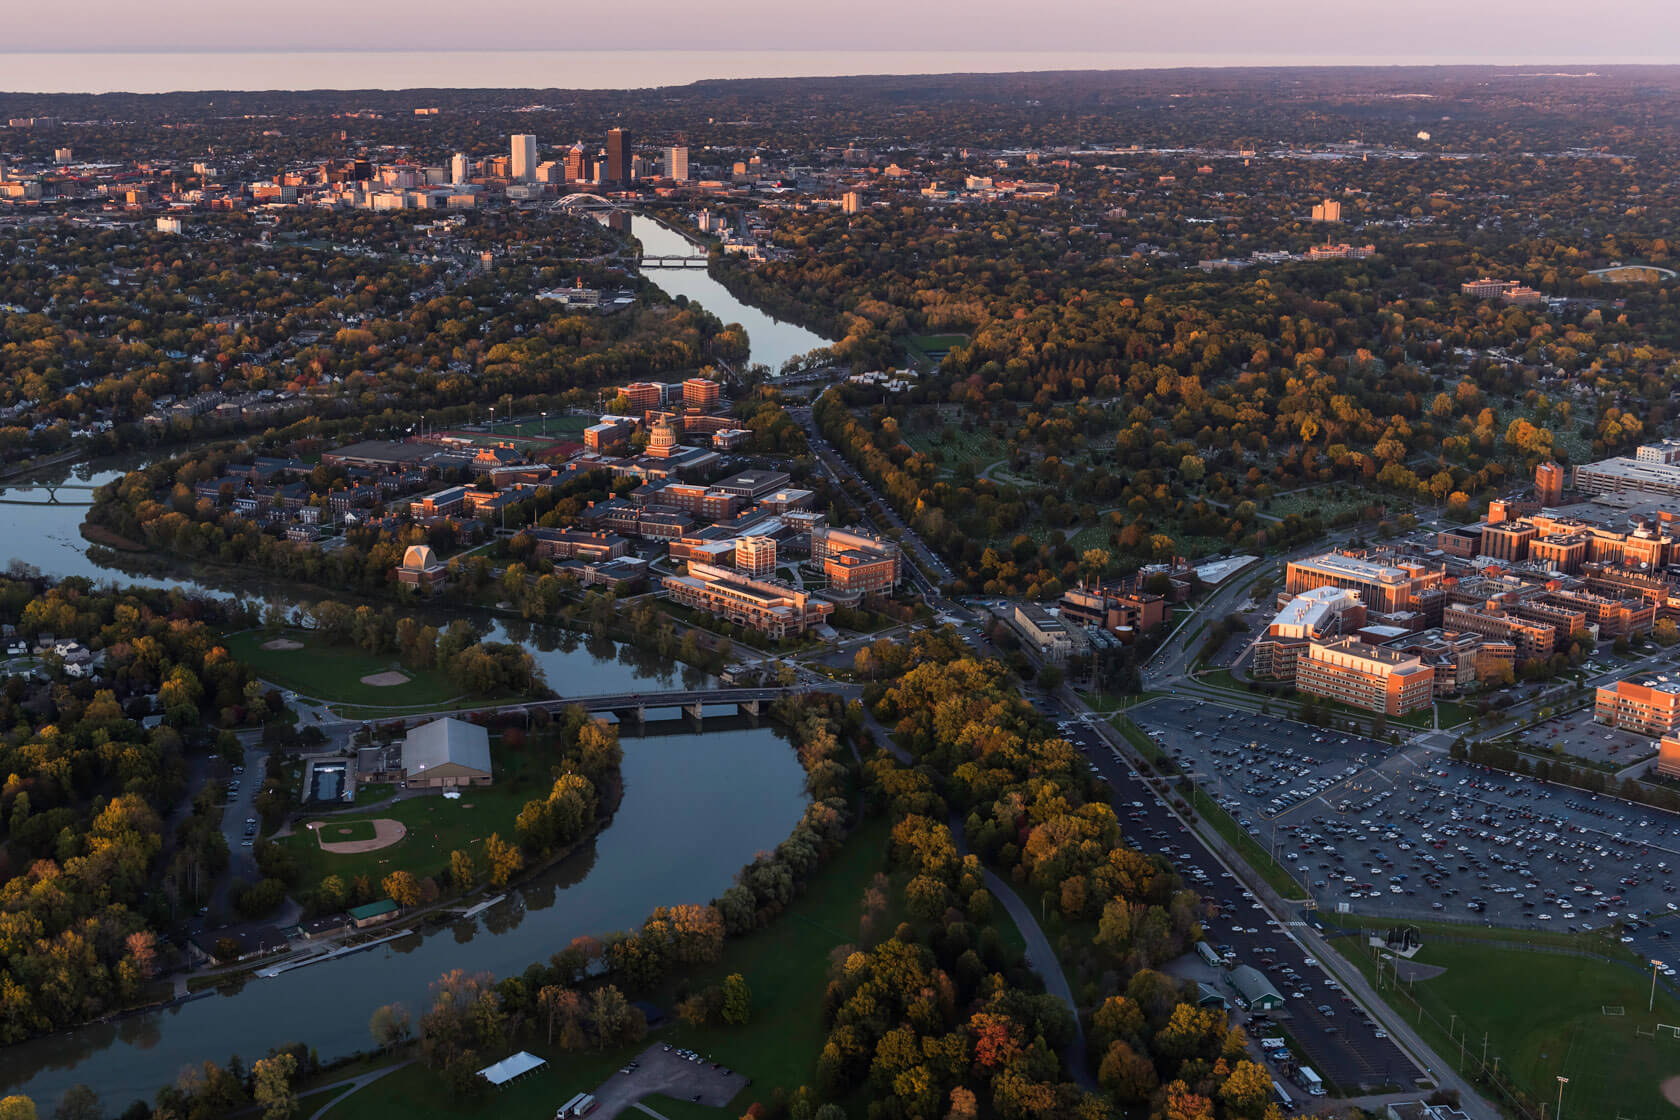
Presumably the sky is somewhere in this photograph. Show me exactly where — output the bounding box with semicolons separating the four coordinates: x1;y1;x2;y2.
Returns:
8;0;1680;58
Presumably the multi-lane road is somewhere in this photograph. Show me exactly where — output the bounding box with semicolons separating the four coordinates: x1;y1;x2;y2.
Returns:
1053;711;1428;1098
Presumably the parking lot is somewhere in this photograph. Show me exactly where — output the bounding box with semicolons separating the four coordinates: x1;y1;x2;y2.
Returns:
585;1043;751;1120
1130;698;1680;975
1057;714;1419;1094
1522;705;1658;768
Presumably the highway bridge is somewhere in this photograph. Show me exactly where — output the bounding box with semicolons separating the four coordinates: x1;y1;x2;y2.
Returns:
640;256;709;268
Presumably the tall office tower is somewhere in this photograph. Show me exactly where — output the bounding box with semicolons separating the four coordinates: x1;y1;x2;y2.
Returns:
606;128;632;186
450;152;470;185
510;134;538;181
564;143;585;182
666;145;689;182
842;190;862;214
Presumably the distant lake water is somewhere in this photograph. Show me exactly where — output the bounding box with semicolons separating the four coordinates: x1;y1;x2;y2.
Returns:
1;50;1666;94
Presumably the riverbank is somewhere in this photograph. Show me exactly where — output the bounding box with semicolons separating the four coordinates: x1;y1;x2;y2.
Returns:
78;523;149;552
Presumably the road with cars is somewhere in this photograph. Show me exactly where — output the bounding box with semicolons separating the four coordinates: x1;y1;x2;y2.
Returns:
1053;711;1424;1097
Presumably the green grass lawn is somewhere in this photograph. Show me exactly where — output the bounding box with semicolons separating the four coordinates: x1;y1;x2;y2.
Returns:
1325;913;1630;956
324;816;904;1118
225;630;468;709
1335;938;1680;1120
279;785;535;889
322;1041;645;1120
897;418;1008;477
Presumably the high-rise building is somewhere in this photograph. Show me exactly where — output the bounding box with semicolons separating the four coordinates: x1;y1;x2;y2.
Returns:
1536;461;1565;507
1310;197;1342;222
511;134;538;182
450;152;470;185
606;128;633;187
564;143;586;183
682;377;719;410
842;191;863;214
666;146;689;182
735;536;777;577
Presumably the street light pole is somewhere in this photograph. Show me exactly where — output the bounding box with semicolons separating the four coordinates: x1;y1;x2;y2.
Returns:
1556;1075;1569;1120
1652;960;1665;1013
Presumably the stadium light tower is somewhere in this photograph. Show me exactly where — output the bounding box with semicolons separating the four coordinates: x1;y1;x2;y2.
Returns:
1556;1076;1569;1120
1652;959;1665;1013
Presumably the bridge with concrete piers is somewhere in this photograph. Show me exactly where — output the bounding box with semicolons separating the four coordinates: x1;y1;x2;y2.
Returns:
640;256;709;268
522;686;798;724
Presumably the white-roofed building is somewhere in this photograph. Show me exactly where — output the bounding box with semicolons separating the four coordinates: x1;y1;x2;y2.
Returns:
1253;587;1366;681
401;717;492;788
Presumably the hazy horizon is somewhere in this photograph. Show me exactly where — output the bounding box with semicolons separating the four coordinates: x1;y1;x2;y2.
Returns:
4;46;1680;97
8;0;1680;57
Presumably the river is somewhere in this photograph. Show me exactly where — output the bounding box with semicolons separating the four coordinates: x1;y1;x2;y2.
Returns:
629;215;830;373
0;717;809;1106
0;231;831;1104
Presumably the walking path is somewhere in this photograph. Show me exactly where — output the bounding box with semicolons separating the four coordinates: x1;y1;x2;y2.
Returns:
303;1059;413;1120
633;1104;674;1120
949;810;1097;1090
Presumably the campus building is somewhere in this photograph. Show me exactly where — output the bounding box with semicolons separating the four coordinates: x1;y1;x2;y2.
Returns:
396;544;448;592
1013;603;1079;665
662;561;833;638
1058;584;1169;636
1253;587;1366;681
1285;552;1440;614
734;535;777;576
1595;678;1680;737
1294;636;1435;716
1440;601;1556;662
1659;735;1680;779
811;526;901;593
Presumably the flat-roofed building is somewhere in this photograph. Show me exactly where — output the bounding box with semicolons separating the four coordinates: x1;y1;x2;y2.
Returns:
1659;735;1680;778
713;470;791;500
409;485;468;520
1014;603;1075;664
1058;584;1169;636
682;377;720;409
1480;520;1537;562
1253;587;1366;681
662;561;832;638
1536;460;1565;506
1383;628;1514;696
735;535;777;576
619;381;666;411
1595;678;1680;736
1543;587;1655;637
811;526;901;592
1285;552;1438;614
1575;446;1680;499
528;528;628;563
1295;636;1435;716
1529;533;1589;573
1441;601;1556;662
